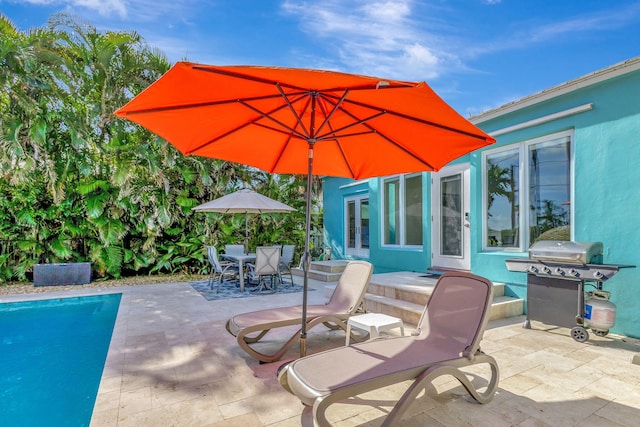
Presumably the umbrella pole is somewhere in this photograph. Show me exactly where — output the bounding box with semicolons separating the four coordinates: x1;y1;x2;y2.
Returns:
245;214;249;253
300;144;314;358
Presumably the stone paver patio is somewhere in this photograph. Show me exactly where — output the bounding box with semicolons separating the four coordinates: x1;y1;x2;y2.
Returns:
2;274;640;426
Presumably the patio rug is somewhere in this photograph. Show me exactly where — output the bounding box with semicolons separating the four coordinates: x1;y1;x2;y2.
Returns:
190;279;309;301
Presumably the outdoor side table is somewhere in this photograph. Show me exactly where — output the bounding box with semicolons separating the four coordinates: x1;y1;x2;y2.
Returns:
346;313;405;345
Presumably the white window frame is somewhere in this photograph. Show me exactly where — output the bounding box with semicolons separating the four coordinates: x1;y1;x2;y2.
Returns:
380;173;423;248
481;130;574;252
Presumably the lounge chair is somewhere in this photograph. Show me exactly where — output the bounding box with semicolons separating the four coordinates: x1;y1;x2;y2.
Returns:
225;260;373;363
277;271;499;427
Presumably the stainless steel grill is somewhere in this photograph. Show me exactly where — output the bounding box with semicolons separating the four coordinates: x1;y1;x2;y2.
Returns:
505;240;633;342
505;240;618;280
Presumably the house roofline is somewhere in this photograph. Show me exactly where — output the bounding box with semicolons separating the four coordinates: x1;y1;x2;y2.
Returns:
470;56;640;124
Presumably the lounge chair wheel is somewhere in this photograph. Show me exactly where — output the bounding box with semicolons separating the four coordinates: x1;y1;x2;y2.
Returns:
571;326;589;342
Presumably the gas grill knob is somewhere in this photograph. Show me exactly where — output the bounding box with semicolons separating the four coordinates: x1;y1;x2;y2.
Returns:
542;266;552;274
594;270;605;280
555;267;565;276
569;268;580;277
527;265;538;274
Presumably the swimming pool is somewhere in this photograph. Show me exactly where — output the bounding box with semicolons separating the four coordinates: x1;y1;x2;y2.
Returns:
0;293;121;426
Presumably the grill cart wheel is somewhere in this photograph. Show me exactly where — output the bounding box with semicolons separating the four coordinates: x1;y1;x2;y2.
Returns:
571;326;589;342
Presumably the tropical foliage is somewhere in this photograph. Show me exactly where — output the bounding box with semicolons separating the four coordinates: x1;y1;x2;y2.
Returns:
0;13;319;282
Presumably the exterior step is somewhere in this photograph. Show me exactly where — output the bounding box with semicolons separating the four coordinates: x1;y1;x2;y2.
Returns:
361;271;522;327
367;281;506;305
292;267;343;282
488;295;524;321
363;292;524;327
321;269;524;325
363;293;424;326
292;260;348;282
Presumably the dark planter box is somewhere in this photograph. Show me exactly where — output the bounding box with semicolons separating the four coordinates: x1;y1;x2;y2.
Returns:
33;262;92;286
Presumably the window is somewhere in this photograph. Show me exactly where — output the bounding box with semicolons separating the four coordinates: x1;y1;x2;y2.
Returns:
344;195;369;257
483;131;572;250
382;174;423;246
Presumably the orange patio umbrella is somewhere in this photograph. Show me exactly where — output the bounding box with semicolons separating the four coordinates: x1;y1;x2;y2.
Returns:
115;62;495;357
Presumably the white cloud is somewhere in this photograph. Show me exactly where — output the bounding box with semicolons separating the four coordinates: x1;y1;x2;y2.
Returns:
469;2;640;57
15;0;127;18
281;0;452;81
76;0;127;18
530;3;640;42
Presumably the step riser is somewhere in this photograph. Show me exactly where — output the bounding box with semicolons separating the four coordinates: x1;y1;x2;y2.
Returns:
364;296;524;326
364;299;422;326
367;282;505;304
309;261;349;273
368;283;430;305
489;297;525;321
292;268;343;282
314;266;522;325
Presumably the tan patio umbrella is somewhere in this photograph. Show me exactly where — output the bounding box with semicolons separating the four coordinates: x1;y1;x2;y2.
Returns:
115;63;495;357
192;188;296;252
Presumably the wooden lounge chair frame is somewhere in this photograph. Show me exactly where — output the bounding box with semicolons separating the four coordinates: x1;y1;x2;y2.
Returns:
225;260;373;363
277;271;499;426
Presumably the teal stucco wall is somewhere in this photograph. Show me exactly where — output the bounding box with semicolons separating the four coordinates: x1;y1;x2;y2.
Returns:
473;70;640;339
323;65;640;339
322;174;432;274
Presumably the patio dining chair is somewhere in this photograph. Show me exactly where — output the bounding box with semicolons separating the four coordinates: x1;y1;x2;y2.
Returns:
278;244;295;286
206;246;240;293
224;244;245;256
245;246;281;292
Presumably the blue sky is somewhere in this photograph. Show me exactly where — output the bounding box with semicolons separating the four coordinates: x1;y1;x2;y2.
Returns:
3;0;640;116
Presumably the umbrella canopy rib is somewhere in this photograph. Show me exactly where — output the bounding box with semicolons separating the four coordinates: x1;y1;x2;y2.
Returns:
117;91;294;115
192;64;415;93
277;83;311;138
186;98;306;155
316;90;349;139
332;103;438;170
321;92;491;141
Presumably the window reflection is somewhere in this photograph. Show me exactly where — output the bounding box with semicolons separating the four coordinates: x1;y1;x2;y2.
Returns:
484;133;571;250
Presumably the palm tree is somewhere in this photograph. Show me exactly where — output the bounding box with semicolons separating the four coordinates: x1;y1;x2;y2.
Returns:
0;13;312;281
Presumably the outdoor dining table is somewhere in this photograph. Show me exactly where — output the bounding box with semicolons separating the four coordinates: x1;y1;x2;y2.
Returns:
220;253;256;292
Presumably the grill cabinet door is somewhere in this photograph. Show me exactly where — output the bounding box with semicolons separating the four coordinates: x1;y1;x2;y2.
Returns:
526;275;584;329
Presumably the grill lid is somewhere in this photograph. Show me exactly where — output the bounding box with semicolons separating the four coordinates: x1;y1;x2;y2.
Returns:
529;240;603;264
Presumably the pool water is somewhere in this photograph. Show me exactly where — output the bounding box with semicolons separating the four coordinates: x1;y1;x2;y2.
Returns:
0;293;121;426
